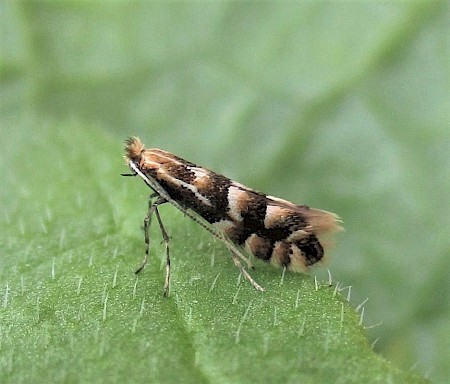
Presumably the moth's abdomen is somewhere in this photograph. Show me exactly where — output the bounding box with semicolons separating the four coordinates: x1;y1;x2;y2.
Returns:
244;232;324;271
215;186;337;271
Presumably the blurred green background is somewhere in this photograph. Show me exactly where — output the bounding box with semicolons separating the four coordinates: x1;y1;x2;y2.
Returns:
1;1;449;383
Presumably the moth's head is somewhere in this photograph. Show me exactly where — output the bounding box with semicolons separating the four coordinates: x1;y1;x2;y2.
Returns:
124;137;145;163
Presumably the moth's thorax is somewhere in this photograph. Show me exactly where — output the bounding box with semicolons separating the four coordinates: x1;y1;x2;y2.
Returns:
139;149;211;189
138;149;173;173
140;149;177;166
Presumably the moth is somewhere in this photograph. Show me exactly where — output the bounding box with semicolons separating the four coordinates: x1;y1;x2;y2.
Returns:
123;137;342;296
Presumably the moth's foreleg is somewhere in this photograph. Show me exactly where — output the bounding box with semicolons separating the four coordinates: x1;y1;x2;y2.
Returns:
135;195;167;275
229;251;265;292
154;205;171;297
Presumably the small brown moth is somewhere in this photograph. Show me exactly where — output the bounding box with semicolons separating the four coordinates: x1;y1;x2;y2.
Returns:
123;137;342;296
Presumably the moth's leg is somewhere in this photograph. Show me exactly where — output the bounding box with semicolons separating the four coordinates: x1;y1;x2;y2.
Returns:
154;205;171;297
171;204;257;271
232;248;254;270
229;251;265;292
135;194;167;275
174;209;256;270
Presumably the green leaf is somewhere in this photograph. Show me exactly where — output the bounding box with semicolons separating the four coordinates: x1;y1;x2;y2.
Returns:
1;1;448;383
0;121;427;384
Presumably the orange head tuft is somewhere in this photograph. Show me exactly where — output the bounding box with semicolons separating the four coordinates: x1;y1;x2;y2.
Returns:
124;137;145;162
